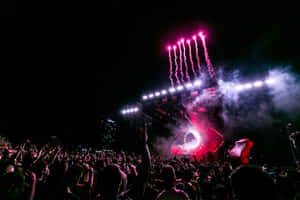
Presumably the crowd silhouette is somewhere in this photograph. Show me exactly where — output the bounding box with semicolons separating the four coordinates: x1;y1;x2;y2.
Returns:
0;125;299;200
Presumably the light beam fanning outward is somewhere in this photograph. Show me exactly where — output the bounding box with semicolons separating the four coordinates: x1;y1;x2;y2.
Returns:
199;33;215;79
193;35;202;76
173;46;181;84
187;39;197;79
181;39;191;82
178;41;185;83
168;46;174;86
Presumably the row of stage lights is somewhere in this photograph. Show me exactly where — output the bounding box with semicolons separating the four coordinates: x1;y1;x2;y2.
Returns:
142;80;203;101
121;107;139;115
233;78;276;91
120;78;277;115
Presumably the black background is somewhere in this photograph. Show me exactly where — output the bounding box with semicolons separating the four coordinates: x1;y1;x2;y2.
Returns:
1;5;300;145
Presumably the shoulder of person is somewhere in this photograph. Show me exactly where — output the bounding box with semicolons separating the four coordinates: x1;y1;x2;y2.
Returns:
174;188;190;199
155;189;166;200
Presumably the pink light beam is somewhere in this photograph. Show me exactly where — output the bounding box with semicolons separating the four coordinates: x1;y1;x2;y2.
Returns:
181;39;191;82
193;35;202;76
187;39;197;79
199;33;215;79
168;46;174;87
178;41;185;83
173;46;181;84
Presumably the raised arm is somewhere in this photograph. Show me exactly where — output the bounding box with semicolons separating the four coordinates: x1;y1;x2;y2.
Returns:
136;123;151;199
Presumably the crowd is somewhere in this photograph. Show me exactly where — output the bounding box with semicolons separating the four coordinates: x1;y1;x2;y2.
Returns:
0;126;299;200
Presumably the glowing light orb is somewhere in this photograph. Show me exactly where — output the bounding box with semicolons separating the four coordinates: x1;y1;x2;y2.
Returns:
178;41;181;45
192;35;196;40
177;85;184;91
173;46;177;50
181;38;184;43
265;78;276;85
161;90;167;95
121;110;126;114
168;46;171;51
187;39;190;44
155;92;161;97
245;83;253;89
149;93;154;98
169;87;176;93
235;85;244;91
134;107;139;112
254;81;263;87
185;83;193;88
142;95;148;100
194;80;202;86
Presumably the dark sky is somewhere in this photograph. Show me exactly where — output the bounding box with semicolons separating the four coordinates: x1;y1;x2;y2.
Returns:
97;12;300;119
2;9;300;140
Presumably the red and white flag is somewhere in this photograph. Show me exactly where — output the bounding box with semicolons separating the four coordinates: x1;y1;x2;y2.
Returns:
228;139;253;164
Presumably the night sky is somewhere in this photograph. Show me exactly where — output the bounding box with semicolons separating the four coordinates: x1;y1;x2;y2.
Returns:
1;8;300;142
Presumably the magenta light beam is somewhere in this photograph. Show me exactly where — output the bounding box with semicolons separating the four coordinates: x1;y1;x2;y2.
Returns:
168;46;174;86
187;39;197;79
178;41;185;83
181;39;191;82
173;46;181;84
193;35;202;76
199;33;215;79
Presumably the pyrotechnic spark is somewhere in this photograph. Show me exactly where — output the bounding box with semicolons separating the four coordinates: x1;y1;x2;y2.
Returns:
178;41;185;83
168;46;174;86
193;36;202;76
199;33;215;79
187;39;197;79
182;39;191;82
173;46;181;84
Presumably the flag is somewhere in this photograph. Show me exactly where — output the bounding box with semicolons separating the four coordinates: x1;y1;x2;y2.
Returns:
228;139;253;164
